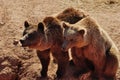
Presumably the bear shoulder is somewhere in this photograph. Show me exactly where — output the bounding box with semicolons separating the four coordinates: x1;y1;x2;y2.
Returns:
43;16;62;29
56;7;89;24
75;16;100;29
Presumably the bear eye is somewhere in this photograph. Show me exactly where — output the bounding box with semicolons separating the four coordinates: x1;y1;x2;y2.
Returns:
28;32;36;39
28;34;33;37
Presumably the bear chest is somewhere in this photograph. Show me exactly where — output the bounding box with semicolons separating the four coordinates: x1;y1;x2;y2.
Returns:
73;47;85;58
82;45;100;61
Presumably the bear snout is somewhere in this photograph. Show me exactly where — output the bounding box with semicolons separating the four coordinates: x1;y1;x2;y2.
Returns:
61;47;65;51
20;39;24;44
20;39;25;46
19;39;27;47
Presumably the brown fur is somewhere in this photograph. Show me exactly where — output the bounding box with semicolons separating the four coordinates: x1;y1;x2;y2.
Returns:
20;17;68;78
56;7;88;24
20;7;89;78
62;16;119;80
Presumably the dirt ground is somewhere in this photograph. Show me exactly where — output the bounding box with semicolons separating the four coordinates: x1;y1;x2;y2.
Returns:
0;0;120;80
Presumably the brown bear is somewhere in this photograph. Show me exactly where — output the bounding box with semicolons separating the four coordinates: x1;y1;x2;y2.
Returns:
62;16;119;80
20;7;88;78
20;18;69;78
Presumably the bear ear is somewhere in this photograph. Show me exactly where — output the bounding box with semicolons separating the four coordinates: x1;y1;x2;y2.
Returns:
78;29;85;36
24;21;29;28
63;23;69;29
38;22;44;33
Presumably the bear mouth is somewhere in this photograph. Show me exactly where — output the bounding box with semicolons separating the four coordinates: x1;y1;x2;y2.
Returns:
20;42;30;47
20;39;40;49
20;40;31;47
21;42;39;49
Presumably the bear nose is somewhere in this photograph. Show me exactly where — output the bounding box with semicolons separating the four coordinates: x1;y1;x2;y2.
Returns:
62;47;65;51
20;39;24;44
61;46;66;51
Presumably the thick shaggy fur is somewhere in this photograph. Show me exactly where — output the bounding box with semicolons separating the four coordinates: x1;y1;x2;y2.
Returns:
56;7;88;24
62;16;119;80
20;7;89;78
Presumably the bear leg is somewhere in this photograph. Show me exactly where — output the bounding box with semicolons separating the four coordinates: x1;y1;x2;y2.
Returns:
103;51;118;80
53;51;69;78
36;49;50;77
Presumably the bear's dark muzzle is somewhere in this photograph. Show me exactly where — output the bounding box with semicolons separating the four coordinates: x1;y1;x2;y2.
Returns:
20;39;27;47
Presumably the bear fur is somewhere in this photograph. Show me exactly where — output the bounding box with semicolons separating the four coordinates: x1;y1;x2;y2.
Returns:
56;7;88;24
20;7;88;78
20;17;69;78
62;16;119;80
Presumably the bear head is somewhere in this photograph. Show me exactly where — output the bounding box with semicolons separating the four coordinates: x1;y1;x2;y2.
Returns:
20;21;45;49
62;22;88;51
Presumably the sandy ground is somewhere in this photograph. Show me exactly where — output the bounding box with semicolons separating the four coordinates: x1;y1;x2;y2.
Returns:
0;0;120;80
